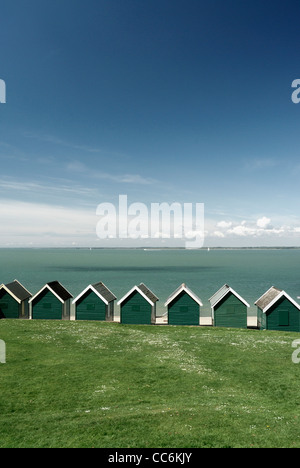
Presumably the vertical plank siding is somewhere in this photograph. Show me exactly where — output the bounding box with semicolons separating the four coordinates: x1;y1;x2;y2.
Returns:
0;290;19;319
168;291;200;326
120;291;152;325
264;297;300;332
214;292;247;329
1;278;300;332
75;290;107;321
32;289;63;320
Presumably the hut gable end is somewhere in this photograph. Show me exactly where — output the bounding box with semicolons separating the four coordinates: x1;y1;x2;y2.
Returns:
165;284;202;326
72;282;116;322
73;282;116;306
255;286;300;314
29;281;72;321
0;280;31;319
165;283;203;308
118;283;158;325
4;280;32;303
255;286;300;332
209;284;250;309
209;284;249;329
30;281;73;305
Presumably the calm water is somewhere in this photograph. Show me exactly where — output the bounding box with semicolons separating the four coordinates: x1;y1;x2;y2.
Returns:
0;248;299;317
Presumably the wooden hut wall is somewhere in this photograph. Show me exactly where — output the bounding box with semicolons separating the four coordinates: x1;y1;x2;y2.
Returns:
75;289;107;321
120;290;153;325
214;292;247;329
168;291;200;326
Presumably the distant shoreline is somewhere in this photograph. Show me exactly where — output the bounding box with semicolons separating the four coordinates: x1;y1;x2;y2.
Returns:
0;246;300;251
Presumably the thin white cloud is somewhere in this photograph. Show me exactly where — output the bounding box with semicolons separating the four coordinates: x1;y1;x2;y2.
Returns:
244;158;280;171
257;217;272;229
0;177;99;199
23;131;128;159
209;216;296;242
1;199;300;247
227;224;256;237
217;221;232;229
67;160;156;185
0;199;97;246
232;218;283;237
213;231;225;238
23;131;103;154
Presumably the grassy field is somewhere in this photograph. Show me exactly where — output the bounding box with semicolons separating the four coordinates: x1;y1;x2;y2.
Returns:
1;320;300;448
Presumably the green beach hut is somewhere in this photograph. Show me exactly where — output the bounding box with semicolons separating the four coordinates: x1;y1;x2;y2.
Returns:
118;283;159;325
165;283;203;326
0;280;32;319
209;284;250;329
255;286;300;332
30;281;73;320
73;282;116;321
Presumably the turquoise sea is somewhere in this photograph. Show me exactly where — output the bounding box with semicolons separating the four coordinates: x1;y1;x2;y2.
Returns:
0;248;299;319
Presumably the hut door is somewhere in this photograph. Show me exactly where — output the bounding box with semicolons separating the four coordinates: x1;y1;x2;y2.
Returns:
279;310;289;327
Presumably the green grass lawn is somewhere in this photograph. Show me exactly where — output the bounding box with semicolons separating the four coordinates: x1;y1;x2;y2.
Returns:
1;320;300;448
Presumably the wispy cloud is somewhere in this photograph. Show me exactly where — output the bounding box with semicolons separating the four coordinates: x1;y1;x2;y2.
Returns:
23;131;103;154
67;160;157;185
0;177;95;195
0;141;30;162
0;199;97;246
23;132;156;185
23;131;126;158
0;176;101;208
208;216;300;243
243;158;280;171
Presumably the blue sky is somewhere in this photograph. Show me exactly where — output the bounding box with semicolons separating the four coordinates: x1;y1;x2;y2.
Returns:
1;0;300;247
